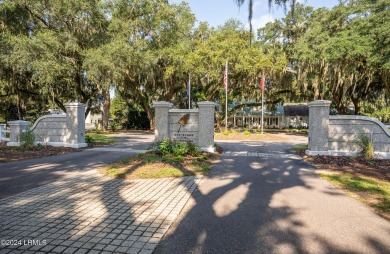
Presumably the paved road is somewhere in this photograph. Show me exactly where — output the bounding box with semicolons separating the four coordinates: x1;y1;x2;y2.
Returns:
0;132;154;199
156;139;390;254
1;133;389;254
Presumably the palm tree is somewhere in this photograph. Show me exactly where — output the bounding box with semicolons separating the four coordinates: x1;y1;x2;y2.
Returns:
234;0;295;44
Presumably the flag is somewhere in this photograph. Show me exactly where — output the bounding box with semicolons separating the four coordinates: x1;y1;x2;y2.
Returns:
224;61;228;90
260;72;265;92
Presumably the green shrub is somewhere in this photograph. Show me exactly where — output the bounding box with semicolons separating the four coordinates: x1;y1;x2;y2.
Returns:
172;141;190;156
109;121;120;132
187;142;200;156
366;106;390;123
243;130;251;135
157;138;173;155
20;130;35;149
357;133;374;160
154;138;200;156
85;134;93;144
222;130;230;136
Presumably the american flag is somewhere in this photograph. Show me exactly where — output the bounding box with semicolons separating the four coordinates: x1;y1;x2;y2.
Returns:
260;72;265;92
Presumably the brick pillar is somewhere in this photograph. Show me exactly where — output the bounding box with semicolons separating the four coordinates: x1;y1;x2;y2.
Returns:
64;102;87;148
153;101;173;141
306;100;331;155
198;101;215;152
7;120;31;147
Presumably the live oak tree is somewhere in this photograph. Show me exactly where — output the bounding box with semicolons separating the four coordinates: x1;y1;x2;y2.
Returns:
0;0;388;127
182;19;287;128
0;0;108;120
98;0;196;129
258;0;389;115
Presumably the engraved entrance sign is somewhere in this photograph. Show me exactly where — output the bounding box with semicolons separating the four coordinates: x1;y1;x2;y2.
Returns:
154;101;215;152
172;132;196;143
169;110;198;143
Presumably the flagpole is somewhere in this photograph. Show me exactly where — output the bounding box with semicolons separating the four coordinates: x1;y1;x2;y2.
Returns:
260;71;265;134
261;89;264;134
188;74;191;109
225;60;228;130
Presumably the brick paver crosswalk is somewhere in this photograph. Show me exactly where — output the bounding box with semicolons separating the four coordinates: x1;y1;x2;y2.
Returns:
0;175;202;254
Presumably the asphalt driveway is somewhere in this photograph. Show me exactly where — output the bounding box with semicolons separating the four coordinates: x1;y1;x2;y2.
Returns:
0;132;154;199
1;133;389;253
156;139;390;254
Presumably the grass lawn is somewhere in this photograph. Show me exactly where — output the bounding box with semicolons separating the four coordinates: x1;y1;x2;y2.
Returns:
320;173;390;220
292;144;308;152
98;152;215;179
215;129;306;141
293;145;390;220
86;131;117;145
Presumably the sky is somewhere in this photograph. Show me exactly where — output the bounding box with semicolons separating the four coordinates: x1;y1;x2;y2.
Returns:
169;0;340;30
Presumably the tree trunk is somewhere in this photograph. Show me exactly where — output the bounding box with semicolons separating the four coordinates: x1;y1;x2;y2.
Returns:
351;97;361;115
102;87;110;131
149;115;155;131
215;111;221;132
17;94;23;120
142;102;155;130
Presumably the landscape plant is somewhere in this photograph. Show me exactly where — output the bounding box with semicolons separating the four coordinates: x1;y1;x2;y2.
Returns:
154;138;200;156
109;121;118;132
20;130;35;149
357;133;374;160
85;135;93;145
99;139;211;179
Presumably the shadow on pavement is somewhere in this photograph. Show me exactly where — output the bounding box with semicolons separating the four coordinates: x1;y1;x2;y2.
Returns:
0;173;198;253
155;149;390;253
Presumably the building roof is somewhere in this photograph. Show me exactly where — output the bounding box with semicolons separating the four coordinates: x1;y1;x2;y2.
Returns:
283;104;309;116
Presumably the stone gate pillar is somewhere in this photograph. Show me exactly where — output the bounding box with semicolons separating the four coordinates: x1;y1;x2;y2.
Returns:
153;101;173;141
306;100;331;155
7;120;31;146
198;101;215;152
65;102;87;148
0;124;6;141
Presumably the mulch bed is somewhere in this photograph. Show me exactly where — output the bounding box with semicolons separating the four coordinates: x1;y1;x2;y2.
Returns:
296;150;390;182
0;142;108;163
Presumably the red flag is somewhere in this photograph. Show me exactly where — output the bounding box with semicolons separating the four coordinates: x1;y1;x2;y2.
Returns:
260;72;265;92
224;62;228;90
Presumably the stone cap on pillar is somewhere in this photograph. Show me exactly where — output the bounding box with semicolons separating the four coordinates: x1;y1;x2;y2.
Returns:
308;100;331;107
153;101;173;108
64;102;86;108
197;101;215;107
7;120;31;126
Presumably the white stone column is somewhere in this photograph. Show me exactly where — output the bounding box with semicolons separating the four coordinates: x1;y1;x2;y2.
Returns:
153;101;173;141
0;124;6;141
306;100;331;155
7;120;31;146
198;101;215;152
65;102;87;148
